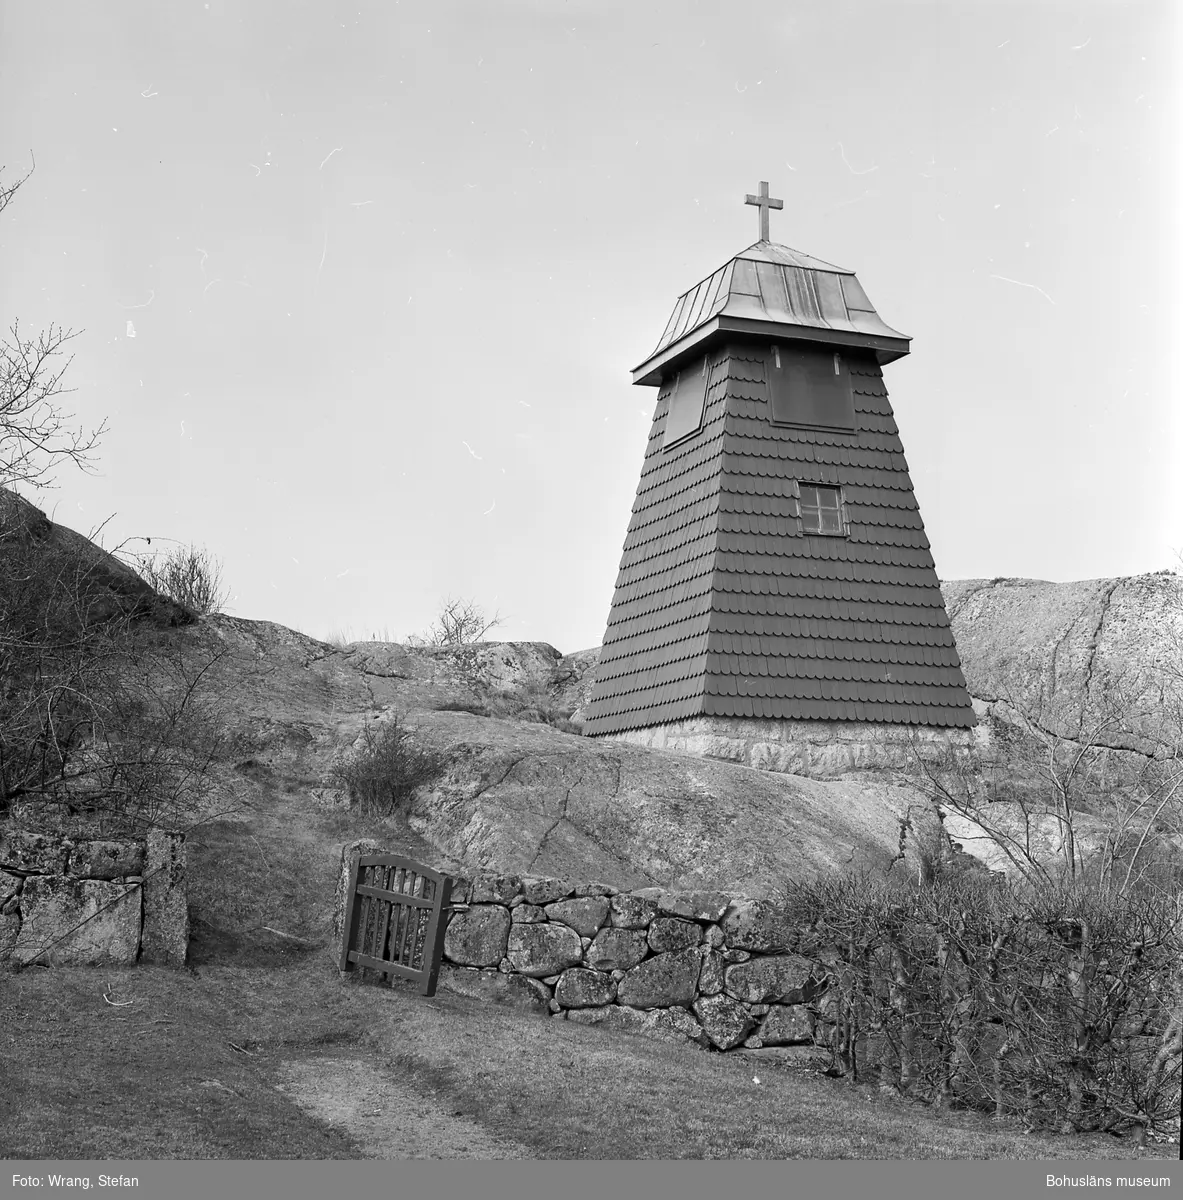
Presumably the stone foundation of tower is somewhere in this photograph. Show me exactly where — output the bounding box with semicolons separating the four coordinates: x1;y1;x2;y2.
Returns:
603;715;987;781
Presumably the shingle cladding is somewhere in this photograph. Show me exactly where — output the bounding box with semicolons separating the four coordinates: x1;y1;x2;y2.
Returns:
582;344;976;735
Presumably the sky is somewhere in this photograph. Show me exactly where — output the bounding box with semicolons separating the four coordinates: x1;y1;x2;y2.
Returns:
1;0;1179;653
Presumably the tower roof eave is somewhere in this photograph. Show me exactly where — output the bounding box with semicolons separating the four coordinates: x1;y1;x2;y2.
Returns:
631;316;911;387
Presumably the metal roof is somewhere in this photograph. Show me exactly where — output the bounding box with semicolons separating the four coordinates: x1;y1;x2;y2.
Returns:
582;346;976;735
632;241;911;387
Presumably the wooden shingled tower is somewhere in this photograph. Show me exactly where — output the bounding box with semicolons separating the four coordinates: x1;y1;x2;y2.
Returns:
582;182;975;774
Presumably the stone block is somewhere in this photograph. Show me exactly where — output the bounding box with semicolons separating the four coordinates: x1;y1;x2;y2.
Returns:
566;1003;707;1049
13;875;140;966
585;928;650;973
470;872;523;905
333;838;385;951
693;993;754;1050
506;922;583;977
510;903;547;924
554;967;617;1009
437;965;550;1013
758;1004;815;1045
724;954;817;1005
0;910;19;959
544;896;609;938
616;948;700;1009
720;898;795;952
572;881;616;898
0;830;69;876
609;892;658;929
69;839;145;881
697;948;725;996
141;829;188;967
443;904;511;967
520;877;573;905
657;890;731;923
749;742;807;775
703;923;725;948
647;917;701;953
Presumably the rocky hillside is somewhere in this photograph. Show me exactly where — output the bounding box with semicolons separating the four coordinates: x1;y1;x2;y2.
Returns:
184;619;941;895
942;575;1182;754
4;490;1179;893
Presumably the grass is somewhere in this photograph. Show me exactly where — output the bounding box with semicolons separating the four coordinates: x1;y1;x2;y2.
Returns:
3;758;1177;1161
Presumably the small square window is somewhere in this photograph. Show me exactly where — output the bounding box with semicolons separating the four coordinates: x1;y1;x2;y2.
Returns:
799;484;846;536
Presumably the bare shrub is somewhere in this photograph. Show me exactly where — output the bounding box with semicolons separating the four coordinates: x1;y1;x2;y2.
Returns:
0;526;235;836
330;715;445;818
0;161;232;840
137;543;230;617
424;597;503;648
782;871;1182;1137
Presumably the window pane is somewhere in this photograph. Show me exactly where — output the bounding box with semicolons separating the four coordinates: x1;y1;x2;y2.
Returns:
798;483;844;536
663;356;709;448
766;346;856;430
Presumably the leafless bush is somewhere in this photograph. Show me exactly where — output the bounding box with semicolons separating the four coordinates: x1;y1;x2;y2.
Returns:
782;871;1182;1136
423;597;503;648
0;522;234;835
330;715;445;818
3;158;105;493
1;158;231;835
137;543;230;617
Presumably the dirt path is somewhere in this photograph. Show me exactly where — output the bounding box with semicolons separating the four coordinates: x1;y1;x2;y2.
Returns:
273;1053;537;1160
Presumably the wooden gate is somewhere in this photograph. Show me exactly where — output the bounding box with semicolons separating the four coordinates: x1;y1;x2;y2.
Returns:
338;853;453;996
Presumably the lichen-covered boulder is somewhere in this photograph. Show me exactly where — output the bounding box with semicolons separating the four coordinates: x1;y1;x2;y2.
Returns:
443;904;511;967
521;877;573;905
585;928;650;973
724;954;818;1004
720;898;795;952
693;993;754;1050
658;891;731;923
0;829;69;876
698;948;725;995
544;896;609;938
566;1003;707;1049
141;829;188;967
758;1004;815;1045
609;892;658;929
1;910;19;958
616;948;700;1009
510;902;547;924
470;872;523;904
506;922;583;977
554;967;617;1008
438;965;551;1012
69;839;145;880
647;917;701;953
13;876;140;966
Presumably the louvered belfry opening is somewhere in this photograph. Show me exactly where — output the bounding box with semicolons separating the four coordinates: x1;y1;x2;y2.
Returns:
582;189;975;744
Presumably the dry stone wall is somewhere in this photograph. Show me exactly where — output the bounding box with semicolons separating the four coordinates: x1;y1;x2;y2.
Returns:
0;827;188;967
336;842;836;1060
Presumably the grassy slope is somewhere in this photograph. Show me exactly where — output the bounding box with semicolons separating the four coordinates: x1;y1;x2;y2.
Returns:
2;765;1174;1161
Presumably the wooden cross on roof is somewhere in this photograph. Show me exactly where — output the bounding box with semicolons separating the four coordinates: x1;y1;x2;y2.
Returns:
744;180;783;243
